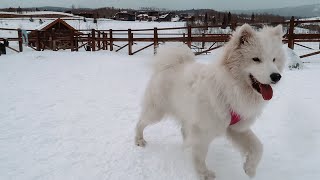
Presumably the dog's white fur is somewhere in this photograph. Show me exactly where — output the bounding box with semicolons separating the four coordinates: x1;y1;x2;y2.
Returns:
135;24;286;180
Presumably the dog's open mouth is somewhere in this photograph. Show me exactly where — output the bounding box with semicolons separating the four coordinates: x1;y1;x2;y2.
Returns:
250;74;273;100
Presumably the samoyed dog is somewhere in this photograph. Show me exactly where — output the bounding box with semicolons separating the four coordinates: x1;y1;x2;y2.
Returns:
135;24;286;180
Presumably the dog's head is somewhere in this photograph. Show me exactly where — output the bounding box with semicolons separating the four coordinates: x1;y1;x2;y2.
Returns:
223;24;286;100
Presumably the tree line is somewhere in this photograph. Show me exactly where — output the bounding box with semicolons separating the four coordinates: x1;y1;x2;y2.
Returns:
0;6;286;24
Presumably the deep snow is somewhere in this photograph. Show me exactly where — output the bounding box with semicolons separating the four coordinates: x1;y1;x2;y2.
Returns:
0;49;320;180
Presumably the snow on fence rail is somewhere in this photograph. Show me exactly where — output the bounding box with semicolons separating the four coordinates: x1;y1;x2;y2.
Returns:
0;17;319;57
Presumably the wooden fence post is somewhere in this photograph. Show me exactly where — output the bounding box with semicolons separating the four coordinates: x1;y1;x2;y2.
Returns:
97;30;101;50
105;33;108;50
187;25;192;48
102;32;106;50
128;29;133;55
17;29;23;52
288;16;295;50
154;27;158;55
87;33;90;51
36;30;41;51
183;33;186;44
109;29;113;51
91;29;96;51
201;33;205;49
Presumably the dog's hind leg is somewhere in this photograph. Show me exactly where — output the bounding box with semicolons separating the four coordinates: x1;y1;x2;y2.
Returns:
227;128;263;178
135;106;164;147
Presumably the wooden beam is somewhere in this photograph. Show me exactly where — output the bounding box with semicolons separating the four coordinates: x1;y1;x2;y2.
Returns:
293;34;320;39
154;27;158;55
128;29;133;55
294;43;314;50
78;42;88;49
7;46;20;53
300;51;320;58
102;32;107;50
133;43;154;55
195;45;222;55
288;16;295;49
187;25;192;48
91;29;96;51
109;29;113;51
201;33;205;49
17;29;23;52
97;31;101;50
116;44;129;52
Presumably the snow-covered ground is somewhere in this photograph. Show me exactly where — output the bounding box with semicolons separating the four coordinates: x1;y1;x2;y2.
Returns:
0;46;320;180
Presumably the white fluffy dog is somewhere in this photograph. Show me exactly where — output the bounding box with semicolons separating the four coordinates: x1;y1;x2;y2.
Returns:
135;24;286;180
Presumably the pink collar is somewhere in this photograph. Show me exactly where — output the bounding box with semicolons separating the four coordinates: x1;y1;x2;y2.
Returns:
230;110;241;125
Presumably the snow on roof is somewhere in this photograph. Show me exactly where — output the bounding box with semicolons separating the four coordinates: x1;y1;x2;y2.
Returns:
137;14;148;17
34;20;54;30
33;19;78;31
159;14;169;19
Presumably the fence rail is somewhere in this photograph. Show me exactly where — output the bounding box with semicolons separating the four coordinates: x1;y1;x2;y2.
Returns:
0;17;319;58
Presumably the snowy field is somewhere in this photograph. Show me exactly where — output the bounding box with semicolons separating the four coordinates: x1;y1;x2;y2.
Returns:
1;46;320;180
0;17;186;38
0;11;75;16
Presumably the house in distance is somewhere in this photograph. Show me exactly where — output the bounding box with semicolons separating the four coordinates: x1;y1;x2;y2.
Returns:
112;11;135;21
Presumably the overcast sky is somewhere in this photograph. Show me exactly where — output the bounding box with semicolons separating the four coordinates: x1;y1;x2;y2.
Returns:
0;0;318;10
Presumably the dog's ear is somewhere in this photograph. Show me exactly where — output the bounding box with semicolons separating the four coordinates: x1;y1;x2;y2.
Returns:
238;24;255;45
272;24;283;37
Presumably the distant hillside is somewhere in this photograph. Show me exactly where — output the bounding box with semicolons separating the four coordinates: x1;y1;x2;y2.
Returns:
232;4;320;18
33;6;70;12
0;6;285;23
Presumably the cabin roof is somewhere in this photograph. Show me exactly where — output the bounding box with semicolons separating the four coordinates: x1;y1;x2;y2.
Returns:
35;18;77;31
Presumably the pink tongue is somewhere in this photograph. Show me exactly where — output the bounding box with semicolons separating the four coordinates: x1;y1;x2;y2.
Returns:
259;84;273;100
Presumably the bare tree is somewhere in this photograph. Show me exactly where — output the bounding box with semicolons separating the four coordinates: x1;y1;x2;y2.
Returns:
204;12;208;24
227;12;232;24
17;6;22;14
222;14;227;29
212;16;216;25
251;13;255;23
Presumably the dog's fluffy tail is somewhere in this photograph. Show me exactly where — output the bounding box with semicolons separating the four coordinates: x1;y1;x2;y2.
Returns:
153;45;195;73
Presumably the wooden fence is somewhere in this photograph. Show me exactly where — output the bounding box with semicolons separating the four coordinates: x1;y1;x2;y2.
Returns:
0;17;319;58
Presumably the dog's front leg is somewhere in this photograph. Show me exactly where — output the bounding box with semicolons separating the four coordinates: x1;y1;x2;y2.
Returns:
227;128;263;178
191;131;216;180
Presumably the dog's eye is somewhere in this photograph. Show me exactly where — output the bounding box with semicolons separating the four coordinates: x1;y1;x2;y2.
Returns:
252;58;261;62
273;58;276;62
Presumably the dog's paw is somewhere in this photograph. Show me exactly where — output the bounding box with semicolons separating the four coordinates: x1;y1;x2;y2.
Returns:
135;136;146;147
199;170;216;180
243;161;256;178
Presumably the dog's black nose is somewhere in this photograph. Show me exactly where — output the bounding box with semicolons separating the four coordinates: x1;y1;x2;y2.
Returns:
270;73;281;83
